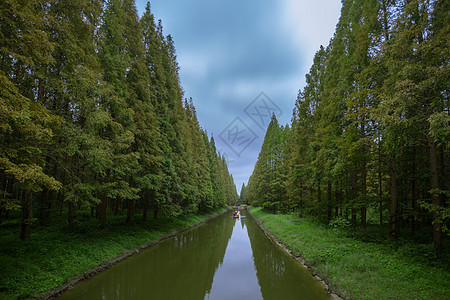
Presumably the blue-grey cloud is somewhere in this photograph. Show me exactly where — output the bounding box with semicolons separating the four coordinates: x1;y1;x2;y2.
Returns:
136;0;341;194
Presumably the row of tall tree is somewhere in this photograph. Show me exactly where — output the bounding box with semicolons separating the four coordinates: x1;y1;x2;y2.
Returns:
0;0;237;240
245;0;448;252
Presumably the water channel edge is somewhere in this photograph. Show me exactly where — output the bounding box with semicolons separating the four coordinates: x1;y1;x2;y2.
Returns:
246;208;343;300
42;207;341;300
40;208;231;300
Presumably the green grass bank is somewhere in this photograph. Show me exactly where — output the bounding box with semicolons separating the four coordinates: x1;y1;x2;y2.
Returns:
0;208;227;299
248;206;449;300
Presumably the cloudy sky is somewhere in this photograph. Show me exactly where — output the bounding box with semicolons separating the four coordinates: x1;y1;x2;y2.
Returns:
135;0;342;194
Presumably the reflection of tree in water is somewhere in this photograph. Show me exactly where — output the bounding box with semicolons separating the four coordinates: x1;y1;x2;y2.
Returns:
245;215;330;300
245;217;288;293
63;214;234;300
155;213;235;299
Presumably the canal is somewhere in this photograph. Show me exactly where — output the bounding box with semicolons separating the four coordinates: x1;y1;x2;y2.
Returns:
58;210;331;300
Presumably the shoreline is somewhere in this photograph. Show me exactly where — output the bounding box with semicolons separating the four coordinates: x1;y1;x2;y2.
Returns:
247;208;343;300
40;208;229;300
246;207;450;300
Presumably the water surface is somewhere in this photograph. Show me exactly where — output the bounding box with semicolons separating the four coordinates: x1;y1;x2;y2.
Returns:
58;211;330;299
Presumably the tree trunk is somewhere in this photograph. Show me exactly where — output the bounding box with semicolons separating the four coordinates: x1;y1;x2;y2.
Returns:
0;175;8;222
428;135;442;252
126;199;134;226
68;201;76;232
299;183;303;213
47;191;53;216
351;169;357;226
344;186;349;219
361;160;367;229
317;179;322;218
379;140;383;225
98;194;107;228
389;157;398;241
411;147;417;236
327;181;332;222
39;189;48;226
351;208;357;226
142;191;149;221
114;199;119;215
20;189;32;241
334;181;340;217
361;206;367;229
361;121;367;229
37;78;44;104
59;191;64;216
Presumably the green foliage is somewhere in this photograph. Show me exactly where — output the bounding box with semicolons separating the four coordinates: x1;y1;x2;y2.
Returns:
0;0;237;240
328;217;351;230
429;112;450;148
246;114;289;212
249;206;450;300
246;0;449;252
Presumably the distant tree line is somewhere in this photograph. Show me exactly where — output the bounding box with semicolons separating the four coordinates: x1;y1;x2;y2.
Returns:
245;0;449;253
0;0;238;240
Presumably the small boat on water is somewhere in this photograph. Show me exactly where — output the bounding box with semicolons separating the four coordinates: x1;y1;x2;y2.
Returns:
233;211;240;218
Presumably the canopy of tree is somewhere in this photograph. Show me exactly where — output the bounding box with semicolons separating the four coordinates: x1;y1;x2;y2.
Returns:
0;0;238;240
245;0;449;253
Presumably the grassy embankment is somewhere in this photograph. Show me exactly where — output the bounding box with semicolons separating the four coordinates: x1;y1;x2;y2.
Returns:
249;206;449;300
0;207;227;299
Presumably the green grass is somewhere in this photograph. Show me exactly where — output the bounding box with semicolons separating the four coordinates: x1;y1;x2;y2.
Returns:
0;208;226;299
248;206;450;300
